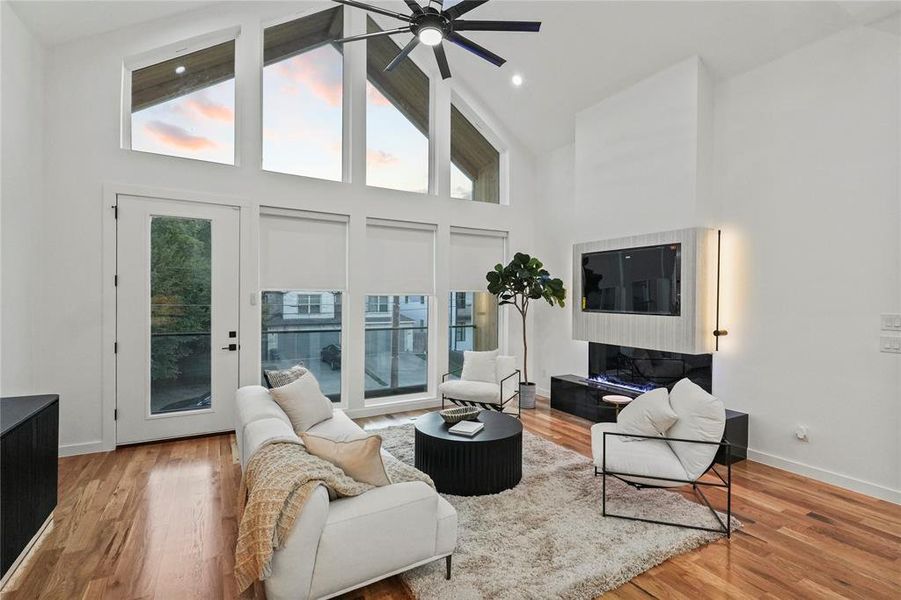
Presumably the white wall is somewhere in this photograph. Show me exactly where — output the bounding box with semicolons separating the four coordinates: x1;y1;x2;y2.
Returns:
712;25;900;501
1;3;45;395
533;57;713;393
534;26;900;501
21;1;537;454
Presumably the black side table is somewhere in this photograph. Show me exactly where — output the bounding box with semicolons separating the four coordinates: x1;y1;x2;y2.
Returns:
414;411;522;496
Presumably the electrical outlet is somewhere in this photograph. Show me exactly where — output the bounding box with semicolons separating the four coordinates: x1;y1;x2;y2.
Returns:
880;335;901;354
881;313;901;331
795;426;809;442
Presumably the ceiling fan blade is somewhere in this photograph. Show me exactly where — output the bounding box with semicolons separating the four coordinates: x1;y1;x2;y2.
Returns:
444;0;489;21
433;43;451;79
453;20;541;32
447;32;505;67
334;26;411;44
403;0;424;14
331;0;411;22
386;37;420;72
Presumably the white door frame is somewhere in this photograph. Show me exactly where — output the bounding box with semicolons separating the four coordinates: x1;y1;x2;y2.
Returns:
100;183;257;452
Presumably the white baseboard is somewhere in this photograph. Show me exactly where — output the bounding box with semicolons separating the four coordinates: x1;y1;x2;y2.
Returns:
537;386;550;398
58;440;105;457
747;448;900;505
343;398;442;419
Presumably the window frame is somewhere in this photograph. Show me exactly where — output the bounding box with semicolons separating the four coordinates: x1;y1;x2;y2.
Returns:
448;88;510;205
363;13;438;196
259;4;349;182
260;288;347;406
363;293;437;407
122;26;241;166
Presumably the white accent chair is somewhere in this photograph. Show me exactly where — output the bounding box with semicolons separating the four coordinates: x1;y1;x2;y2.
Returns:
439;350;522;417
590;378;733;536
236;386;458;600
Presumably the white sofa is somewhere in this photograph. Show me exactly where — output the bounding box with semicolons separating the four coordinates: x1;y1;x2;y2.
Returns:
236;385;457;600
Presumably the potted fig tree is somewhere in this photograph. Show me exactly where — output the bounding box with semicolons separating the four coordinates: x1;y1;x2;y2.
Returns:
486;253;566;409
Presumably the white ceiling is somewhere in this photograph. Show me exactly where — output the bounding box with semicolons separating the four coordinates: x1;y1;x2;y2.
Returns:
8;0;220;46
9;0;900;153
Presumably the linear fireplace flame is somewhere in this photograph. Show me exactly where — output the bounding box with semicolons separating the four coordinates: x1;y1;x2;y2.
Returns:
586;374;657;394
588;342;713;394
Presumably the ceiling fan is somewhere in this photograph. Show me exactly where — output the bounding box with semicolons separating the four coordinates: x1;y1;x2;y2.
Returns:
331;0;541;79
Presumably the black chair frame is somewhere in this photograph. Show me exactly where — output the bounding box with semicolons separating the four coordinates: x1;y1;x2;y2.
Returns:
595;431;732;537
440;369;522;418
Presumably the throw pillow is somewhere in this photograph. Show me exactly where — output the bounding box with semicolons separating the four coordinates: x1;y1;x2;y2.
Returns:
616;387;678;441
667;378;725;480
300;433;391;487
461;349;499;383
268;371;333;433
263;363;307;389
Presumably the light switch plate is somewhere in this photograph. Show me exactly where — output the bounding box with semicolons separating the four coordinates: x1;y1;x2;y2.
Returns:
880;335;901;353
881;313;901;331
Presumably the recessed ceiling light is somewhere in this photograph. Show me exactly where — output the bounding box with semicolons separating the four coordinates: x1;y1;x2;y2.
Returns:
511;74;523;87
175;65;186;75
418;26;443;47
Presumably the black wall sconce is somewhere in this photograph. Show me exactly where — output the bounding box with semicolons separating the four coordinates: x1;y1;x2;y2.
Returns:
713;229;728;350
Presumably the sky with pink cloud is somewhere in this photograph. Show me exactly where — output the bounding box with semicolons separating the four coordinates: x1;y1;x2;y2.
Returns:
131;80;235;164
131;37;469;195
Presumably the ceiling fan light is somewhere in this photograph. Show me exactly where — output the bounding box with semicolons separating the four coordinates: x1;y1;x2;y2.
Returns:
418;26;443;46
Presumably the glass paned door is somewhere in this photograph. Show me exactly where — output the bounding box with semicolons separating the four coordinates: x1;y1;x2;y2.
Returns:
151;217;213;414
116;195;240;444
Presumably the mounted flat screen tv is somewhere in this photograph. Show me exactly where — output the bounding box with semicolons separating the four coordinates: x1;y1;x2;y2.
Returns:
581;243;681;315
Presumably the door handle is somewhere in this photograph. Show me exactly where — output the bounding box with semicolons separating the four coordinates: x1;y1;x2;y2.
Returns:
221;344;238;351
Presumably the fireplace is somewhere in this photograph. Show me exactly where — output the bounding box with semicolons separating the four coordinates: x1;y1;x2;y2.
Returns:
588;342;712;394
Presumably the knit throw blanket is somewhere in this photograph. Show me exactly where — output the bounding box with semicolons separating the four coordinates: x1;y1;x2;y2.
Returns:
234;437;433;594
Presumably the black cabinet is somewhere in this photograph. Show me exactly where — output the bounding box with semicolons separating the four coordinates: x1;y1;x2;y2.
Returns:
1;395;59;580
716;410;749;465
550;375;620;423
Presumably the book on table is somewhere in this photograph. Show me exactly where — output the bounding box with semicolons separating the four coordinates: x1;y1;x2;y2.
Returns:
448;420;484;437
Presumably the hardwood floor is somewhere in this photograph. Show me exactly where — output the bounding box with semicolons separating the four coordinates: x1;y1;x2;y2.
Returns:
3;398;899;599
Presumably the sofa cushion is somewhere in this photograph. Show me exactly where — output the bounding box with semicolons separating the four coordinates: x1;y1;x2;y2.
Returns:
300;433;391;487
590;422;688;487
306;409;367;441
439;380;500;404
241;417;298;469
616;387;678;441
435;497;457;557
666;378;725;480
461;349;499;383
263;363;308;389
310;482;439;599
269;371;334;433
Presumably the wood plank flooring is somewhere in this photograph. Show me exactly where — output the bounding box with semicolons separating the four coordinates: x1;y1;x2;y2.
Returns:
3;398;899;599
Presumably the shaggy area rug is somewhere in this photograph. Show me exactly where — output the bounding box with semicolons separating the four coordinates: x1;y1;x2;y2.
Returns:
375;423;738;600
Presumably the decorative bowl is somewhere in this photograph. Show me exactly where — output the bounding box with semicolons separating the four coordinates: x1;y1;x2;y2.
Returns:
439;406;481;425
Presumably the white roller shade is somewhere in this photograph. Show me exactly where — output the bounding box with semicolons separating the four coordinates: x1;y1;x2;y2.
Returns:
449;227;507;291
365;218;436;294
260;208;348;290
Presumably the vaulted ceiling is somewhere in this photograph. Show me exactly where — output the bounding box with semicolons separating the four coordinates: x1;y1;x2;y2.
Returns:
10;0;900;154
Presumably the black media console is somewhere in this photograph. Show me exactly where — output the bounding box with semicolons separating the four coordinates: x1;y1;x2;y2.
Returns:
1;394;59;582
549;375;747;465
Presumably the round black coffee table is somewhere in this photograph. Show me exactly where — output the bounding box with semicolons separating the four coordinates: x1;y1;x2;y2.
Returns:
414;411;522;496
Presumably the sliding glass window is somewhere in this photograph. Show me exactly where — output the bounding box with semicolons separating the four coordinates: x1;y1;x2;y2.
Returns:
366;17;430;193
364;295;429;399
450;103;500;203
263;7;344;180
448;292;498;376
130;40;236;164
261;291;342;401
